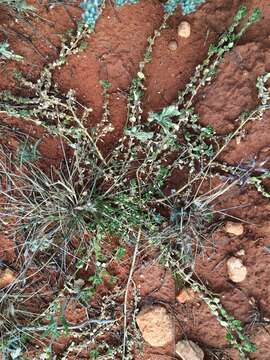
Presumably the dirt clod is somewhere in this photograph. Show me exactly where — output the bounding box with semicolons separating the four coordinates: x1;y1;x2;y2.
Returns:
175;340;204;360
227;256;247;283
136;305;174;347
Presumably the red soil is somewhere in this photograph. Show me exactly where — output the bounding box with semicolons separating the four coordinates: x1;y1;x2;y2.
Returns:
1;0;270;359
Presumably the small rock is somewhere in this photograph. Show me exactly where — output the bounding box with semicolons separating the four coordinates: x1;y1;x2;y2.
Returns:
74;278;85;289
236;135;241;145
136;306;174;347
175;340;204;360
178;21;191;38
227;257;247;283
0;269;16;288
224;222;244;236
236;249;245;257
168;40;178;51
261;146;270;153
176;288;196;304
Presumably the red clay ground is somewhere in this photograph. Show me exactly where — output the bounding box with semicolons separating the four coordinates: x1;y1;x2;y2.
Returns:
0;0;270;359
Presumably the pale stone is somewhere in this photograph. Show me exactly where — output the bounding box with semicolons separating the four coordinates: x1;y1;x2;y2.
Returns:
176;288;196;304
168;40;178;51
0;269;16;288
178;21;191;38
236;136;241;145
227;256;247;283
136;306;174;347
175;340;204;360
236;249;245;256
225;222;244;236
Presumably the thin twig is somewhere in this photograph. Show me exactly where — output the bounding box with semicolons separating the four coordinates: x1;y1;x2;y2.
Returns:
122;228;141;359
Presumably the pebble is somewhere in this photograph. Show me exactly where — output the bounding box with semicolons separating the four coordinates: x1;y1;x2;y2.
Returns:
227;256;247;283
176;288;196;304
178;21;191;38
224;221;244;236
0;269;16;288
236;249;245;256
175;340;204;360
74;278;85;289
236;135;241;145
136;306;174;347
168;40;178;51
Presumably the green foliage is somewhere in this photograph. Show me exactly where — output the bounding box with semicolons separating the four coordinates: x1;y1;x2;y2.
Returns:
0;0;35;12
0;41;23;61
0;146;99;252
42;315;62;338
16;138;40;165
0;5;266;360
0;5;265;260
175;270;256;360
115;247;126;260
0;335;25;360
204;296;256;359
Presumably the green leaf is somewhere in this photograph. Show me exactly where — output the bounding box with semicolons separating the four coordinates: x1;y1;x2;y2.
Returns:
89;274;103;286
243;342;256;353
125;127;154;142
60;314;69;335
226;332;234;342
0;41;23;61
232;319;242;327
234;6;247;22
150;105;181;126
115;247;126;260
160;105;181;118
250;8;262;23
201;125;214;137
100;80;111;89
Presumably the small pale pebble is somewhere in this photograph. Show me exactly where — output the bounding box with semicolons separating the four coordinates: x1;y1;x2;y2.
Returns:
236;249;245;256
225;221;244;236
168;40;178;51
176;288;196;304
178;21;191;38
227;256;247;283
74;278;85;288
261;146;270;153
0;269;16;288
176;340;204;360
236;136;241;145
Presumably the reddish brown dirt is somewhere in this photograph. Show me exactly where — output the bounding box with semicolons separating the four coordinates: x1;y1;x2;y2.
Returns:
1;0;270;359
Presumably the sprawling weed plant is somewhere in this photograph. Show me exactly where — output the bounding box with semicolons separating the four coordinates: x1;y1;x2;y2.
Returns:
176;269;257;359
0;3;268;359
0;145;99;252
